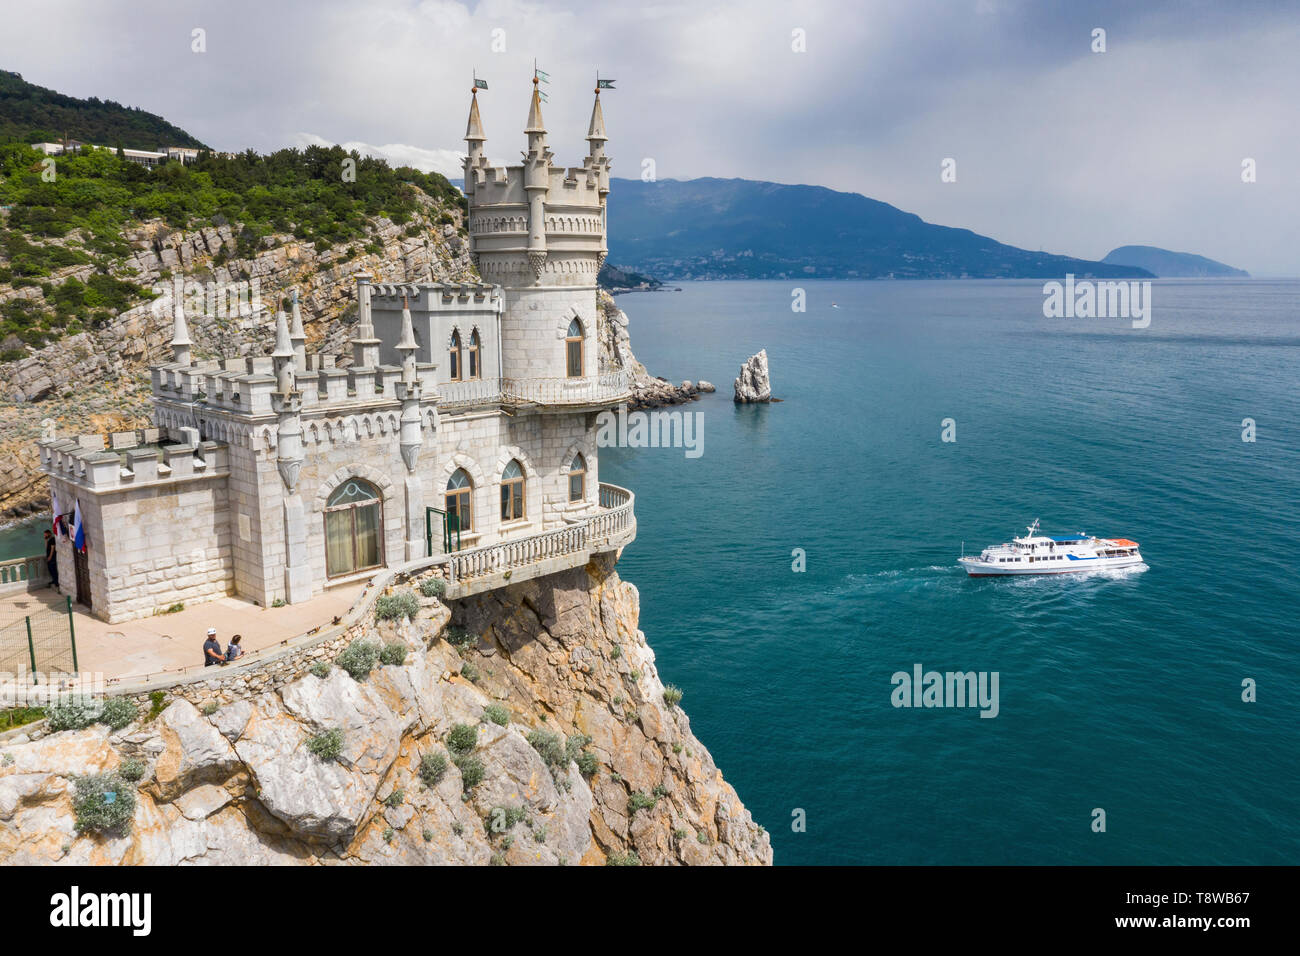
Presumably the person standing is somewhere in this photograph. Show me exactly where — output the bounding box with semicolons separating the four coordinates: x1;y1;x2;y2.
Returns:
203;628;224;666
43;530;59;589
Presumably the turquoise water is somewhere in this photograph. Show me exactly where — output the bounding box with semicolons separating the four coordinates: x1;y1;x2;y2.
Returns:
0;517;47;563
600;279;1300;865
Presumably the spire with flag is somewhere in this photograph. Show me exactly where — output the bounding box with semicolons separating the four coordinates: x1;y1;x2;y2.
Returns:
534;60;549;102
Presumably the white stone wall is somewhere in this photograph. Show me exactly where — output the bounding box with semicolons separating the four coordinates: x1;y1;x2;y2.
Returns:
499;284;598;382
50;475;234;623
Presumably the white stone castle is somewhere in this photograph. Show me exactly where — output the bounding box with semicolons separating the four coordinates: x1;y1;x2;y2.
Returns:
38;79;636;623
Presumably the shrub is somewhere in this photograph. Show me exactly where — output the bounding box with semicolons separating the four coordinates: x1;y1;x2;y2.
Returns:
419;577;446;598
307;728;343;762
610;645;621;659
460;661;481;682
309;661;331;678
419;751;448;787
451;821;465;837
46;699;101;731
380;642;408;666
526;729;566;768
382;826;394;843
564;733;592;764
483;704;509;726
663;684;684;707
628;791;657;813
336;639;381;679
117;758;146;782
446;723;477;756
606;850;641;866
375;591;419;622
73;773;135;834
445;626;476;650
147;691;166;720
575;750;599;777
455;753;485;791
385;788;405;808
486;805;529;833
423;829;434;842
99;697;138;731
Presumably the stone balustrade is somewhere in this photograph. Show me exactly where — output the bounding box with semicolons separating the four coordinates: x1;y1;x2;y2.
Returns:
445;482;635;597
0;555;49;594
437;371;630;411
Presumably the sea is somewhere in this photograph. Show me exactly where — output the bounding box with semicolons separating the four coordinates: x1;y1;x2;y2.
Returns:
598;278;1300;865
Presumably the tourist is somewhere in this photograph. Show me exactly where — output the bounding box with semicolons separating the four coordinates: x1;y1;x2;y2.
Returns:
203;628;224;667
225;634;244;662
43;530;58;589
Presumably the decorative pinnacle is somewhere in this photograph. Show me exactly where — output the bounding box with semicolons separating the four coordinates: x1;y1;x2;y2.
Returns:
170;297;192;361
271;309;294;359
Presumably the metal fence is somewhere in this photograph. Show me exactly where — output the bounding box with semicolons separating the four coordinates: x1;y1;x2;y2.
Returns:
0;596;79;681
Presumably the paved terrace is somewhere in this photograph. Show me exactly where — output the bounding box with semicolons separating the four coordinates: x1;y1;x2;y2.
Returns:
0;583;362;684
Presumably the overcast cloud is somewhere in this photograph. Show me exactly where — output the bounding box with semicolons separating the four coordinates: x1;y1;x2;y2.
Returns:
2;0;1296;273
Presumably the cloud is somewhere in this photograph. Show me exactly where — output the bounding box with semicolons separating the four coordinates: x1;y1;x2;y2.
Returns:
2;0;1296;273
291;133;467;178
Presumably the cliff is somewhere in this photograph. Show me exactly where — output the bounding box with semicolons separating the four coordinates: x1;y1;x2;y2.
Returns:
0;556;771;865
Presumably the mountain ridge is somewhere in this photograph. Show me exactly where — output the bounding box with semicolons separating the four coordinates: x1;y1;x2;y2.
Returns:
1102;244;1249;278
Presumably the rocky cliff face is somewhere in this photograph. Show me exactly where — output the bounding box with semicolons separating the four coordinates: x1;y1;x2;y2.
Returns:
0;557;772;865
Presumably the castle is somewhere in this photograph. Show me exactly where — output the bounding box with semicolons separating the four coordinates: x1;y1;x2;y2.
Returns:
37;79;636;623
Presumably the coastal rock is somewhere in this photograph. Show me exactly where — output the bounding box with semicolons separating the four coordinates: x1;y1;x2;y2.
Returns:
733;349;772;403
0;559;772;866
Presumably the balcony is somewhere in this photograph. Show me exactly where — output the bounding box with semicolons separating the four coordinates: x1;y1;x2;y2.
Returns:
438;372;630;412
444;482;635;598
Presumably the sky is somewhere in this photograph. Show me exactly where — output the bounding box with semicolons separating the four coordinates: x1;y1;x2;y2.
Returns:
3;0;1297;274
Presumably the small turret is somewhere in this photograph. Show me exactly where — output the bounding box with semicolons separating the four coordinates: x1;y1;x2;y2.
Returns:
352;273;381;368
170;297;193;366
523;77;551;281
464;86;488;200
396;295;419;384
289;289;307;371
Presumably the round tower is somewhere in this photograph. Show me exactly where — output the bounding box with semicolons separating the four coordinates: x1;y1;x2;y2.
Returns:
464;78;610;383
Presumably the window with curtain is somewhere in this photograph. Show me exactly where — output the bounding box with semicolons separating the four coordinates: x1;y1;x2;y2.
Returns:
568;453;585;503
445;468;473;534
324;479;383;577
500;459;526;522
467;329;481;380
448;330;461;382
565;318;583;378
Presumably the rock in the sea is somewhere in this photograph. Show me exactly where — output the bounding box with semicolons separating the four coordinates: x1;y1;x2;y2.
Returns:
697;381;715;393
733;350;772;403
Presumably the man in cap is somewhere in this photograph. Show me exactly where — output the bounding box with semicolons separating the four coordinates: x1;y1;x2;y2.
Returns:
203;628;224;666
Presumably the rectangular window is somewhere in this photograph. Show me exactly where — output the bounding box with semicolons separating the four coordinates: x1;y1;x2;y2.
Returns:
569;471;584;503
500;482;525;521
566;338;582;378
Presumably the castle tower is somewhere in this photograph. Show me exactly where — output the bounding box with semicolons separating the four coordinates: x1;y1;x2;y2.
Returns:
465;78;610;383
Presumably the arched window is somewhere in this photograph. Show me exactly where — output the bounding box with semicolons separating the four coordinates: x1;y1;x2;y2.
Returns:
467;329;481;380
448;330;462;382
568;453;586;503
445;469;473;534
565;318;583;378
324;479;383;577
500;459;526;522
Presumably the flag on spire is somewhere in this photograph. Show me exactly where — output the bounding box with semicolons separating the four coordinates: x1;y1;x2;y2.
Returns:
474;77;488;90
597;79;616;89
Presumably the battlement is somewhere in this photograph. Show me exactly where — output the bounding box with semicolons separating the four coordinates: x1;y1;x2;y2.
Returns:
39;426;229;493
369;281;501;310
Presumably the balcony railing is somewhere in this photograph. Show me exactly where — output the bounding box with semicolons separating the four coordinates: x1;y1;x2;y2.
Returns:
446;482;635;589
437;372;630;411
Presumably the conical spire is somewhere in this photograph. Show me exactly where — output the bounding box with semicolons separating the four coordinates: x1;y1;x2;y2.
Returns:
397;294;419;383
170;296;192;365
586;89;607;144
525;76;546;134
271;309;294;359
465;88;486;143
